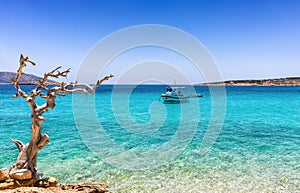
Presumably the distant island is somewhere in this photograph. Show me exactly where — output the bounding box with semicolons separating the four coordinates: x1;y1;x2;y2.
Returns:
196;77;300;86
0;71;57;85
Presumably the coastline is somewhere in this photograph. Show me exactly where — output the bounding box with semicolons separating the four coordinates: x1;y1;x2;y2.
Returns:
196;77;300;86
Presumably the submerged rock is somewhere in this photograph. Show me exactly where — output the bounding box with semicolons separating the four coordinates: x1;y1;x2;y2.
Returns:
59;182;110;192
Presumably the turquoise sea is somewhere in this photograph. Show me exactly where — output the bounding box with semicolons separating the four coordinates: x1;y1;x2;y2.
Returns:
0;85;299;192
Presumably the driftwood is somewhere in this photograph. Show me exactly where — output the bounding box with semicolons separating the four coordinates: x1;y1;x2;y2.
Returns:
9;54;113;181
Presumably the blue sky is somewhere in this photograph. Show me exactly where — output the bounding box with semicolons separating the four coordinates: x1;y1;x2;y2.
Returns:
0;0;299;83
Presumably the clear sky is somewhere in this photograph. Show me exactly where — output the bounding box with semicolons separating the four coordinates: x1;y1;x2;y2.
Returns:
0;0;299;84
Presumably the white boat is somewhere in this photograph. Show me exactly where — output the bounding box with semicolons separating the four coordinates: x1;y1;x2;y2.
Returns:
160;87;190;103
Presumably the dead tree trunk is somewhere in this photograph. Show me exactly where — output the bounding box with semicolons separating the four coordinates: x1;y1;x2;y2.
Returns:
9;54;113;181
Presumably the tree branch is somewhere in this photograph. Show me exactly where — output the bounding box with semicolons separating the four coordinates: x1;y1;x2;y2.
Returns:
12;55;36;99
37;134;49;150
93;74;114;90
10;139;25;152
36;74;114;115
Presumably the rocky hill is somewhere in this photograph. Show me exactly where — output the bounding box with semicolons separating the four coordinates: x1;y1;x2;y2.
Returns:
197;77;300;86
0;72;57;85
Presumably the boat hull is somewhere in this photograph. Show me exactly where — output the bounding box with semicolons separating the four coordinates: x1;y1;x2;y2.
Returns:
161;95;190;103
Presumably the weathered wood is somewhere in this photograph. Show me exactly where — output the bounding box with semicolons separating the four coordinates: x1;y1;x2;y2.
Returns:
10;54;113;180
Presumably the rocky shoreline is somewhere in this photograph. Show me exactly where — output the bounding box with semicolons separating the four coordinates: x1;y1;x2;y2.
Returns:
196;77;300;86
1;183;111;193
0;168;110;193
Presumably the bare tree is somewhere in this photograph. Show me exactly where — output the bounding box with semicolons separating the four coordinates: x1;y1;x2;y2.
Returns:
9;54;113;181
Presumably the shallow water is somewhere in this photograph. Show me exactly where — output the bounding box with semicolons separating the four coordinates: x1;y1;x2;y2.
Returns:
0;85;299;192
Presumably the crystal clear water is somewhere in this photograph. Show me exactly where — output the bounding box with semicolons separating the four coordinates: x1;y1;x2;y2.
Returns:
0;85;299;192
